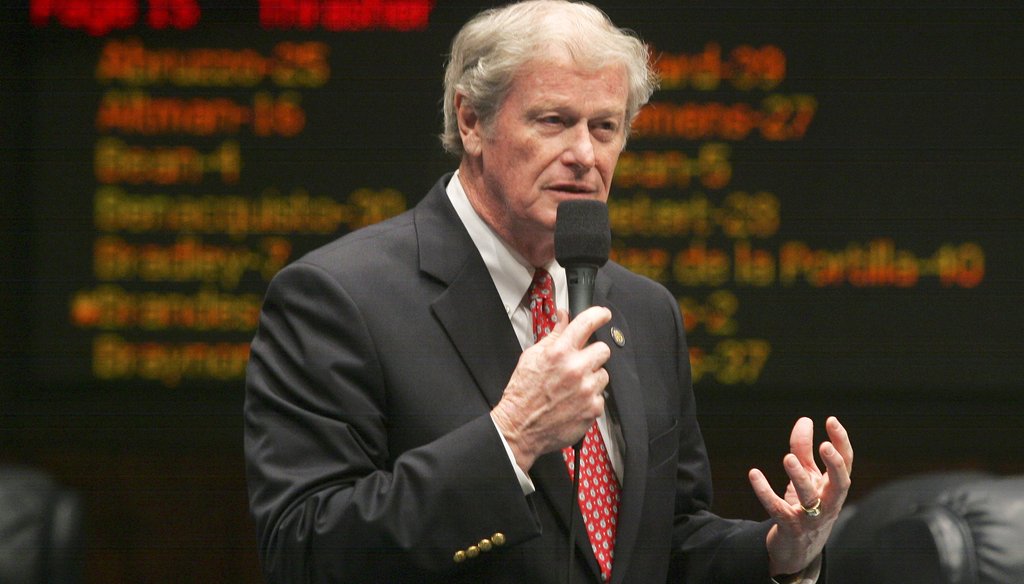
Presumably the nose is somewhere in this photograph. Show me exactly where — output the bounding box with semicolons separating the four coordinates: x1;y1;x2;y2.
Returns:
561;123;596;172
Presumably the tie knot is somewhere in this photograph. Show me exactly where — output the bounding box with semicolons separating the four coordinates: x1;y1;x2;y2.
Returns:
530;268;553;297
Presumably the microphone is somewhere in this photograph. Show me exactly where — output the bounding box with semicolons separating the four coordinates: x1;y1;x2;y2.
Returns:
554;199;610;584
554;200;610;320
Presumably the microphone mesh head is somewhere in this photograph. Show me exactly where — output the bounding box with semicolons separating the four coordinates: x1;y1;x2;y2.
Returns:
555;200;610;267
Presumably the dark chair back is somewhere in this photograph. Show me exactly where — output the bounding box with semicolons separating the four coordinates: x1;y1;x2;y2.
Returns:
827;472;1024;584
0;466;84;584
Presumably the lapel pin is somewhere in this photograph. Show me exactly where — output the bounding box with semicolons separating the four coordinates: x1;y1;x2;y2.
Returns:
610;327;626;347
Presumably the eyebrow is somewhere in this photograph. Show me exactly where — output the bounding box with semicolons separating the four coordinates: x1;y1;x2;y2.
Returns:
527;103;627;120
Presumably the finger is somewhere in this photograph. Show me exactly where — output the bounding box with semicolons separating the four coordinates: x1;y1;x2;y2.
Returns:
825;416;854;475
819;441;852;493
783;453;819;508
789;417;816;470
578;340;612;371
580;370;609;415
559;306;612;349
748;468;790;519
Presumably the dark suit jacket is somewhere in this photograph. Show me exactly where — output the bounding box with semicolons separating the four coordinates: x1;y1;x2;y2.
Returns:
244;174;776;583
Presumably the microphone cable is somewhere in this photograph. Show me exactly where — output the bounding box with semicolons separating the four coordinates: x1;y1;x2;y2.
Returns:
566;440;582;584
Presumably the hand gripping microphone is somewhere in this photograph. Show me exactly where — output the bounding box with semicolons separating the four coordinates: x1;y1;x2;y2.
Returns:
554;199;610;320
553;199;610;584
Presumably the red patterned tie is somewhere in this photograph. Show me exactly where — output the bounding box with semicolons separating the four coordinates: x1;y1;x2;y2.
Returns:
528;268;619;582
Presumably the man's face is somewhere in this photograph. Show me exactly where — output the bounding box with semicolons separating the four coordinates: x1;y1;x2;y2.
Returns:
460;56;629;254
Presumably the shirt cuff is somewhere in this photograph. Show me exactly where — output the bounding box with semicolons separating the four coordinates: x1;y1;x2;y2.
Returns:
772;554;822;584
491;415;536;495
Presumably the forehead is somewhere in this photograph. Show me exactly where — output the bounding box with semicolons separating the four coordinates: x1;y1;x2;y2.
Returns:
505;56;629;114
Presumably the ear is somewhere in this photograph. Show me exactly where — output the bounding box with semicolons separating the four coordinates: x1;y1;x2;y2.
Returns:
455;93;483;157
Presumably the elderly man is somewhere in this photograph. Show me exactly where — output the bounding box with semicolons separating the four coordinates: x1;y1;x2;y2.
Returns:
244;1;853;583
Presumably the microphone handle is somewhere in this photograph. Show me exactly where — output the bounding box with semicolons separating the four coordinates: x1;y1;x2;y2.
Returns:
565;261;601;445
565;264;599;320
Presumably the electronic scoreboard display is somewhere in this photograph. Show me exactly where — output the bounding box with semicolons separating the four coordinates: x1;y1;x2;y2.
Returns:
7;1;1022;394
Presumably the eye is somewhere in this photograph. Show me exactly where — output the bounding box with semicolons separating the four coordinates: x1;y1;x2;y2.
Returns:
592;119;621;139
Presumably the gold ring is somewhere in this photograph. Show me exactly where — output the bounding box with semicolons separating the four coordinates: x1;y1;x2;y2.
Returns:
801;499;822;518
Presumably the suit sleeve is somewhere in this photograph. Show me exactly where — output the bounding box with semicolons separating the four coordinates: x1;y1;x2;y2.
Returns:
656;284;778;583
243;261;542;583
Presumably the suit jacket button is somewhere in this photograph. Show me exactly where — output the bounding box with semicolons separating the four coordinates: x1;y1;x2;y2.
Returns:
453;550;467;563
492;533;506;546
466;545;480;558
479;539;493;552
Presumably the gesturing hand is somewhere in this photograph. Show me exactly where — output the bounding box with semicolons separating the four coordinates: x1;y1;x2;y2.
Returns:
748;416;854;577
490;306;612;472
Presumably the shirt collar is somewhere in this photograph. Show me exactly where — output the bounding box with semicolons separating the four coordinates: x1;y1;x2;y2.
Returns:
446;170;566;315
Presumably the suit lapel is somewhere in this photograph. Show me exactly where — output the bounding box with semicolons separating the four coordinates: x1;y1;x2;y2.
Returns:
595;278;649;584
416;176;521;408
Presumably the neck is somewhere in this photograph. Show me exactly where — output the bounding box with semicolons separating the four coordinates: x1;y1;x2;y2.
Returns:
457;161;555;267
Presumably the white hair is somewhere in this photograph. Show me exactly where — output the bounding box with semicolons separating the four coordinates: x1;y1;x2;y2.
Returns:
440;0;659;157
